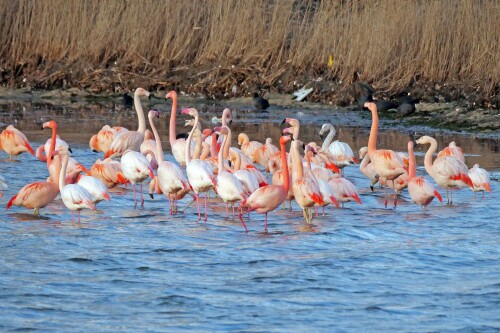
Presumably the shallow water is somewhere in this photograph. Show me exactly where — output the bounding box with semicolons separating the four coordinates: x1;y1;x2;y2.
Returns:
0;99;499;332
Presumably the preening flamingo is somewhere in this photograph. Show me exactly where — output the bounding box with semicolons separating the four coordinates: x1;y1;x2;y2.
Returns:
319;123;356;174
89;125;128;153
148;110;191;214
77;175;110;204
407;141;442;211
468;164;491;197
214;126;246;218
0;125;35;159
120;150;155;208
183;108;217;221
230;148;260;195
416;135;473;204
104;87;150;158
328;175;362;208
359;146;379;191
437;141;465;163
238;133;263;163
239;135;292;232
54;147;96;221
90;158;129;188
364;102;407;208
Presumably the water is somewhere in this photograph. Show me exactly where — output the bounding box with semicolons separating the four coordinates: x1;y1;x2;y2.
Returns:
0;99;499;332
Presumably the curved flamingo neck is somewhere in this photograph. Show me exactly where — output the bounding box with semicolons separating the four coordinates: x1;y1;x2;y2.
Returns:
233;151;242;171
280;140;290;193
292;124;300;141
423;138;438;177
218;131;227;172
193;131;202;160
240;133;249;145
47;124;58;165
367;106;379;158
185;114;198;165
134;90;146;134
223;127;231;159
408;144;416;180
322;125;335;150
210;133;218;158
168;93;178;145
148;114;164;164
58;154;68;190
291;140;303;178
222;109;231;126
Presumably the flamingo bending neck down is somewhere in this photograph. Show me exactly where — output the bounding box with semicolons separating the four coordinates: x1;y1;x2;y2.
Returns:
407;141;442;211
416;135;472;204
148;110;191;214
0;125;35;159
183;108;217;222
468;164;491;197
104;87;150;158
239;135;292;232
364;102;406;208
54;146;96;222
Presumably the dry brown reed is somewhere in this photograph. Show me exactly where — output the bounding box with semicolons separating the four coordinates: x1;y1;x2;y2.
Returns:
1;0;499;102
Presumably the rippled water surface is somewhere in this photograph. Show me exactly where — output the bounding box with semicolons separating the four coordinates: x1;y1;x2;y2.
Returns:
0;98;499;332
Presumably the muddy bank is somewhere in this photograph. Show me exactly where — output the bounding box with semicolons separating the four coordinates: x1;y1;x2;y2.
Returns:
0;87;499;135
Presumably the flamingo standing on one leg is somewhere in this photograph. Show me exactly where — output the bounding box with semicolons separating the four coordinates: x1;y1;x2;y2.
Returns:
407;141;442;211
183;108;217;222
104;87;150;158
416;135;473;205
364;102;407;208
0;125;35;159
239;135;293;232
54;147;96;222
148;110;191;214
468;164;492;197
120;150;155;208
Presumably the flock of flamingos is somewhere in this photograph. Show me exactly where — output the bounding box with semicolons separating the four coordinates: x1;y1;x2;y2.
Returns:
0;88;493;232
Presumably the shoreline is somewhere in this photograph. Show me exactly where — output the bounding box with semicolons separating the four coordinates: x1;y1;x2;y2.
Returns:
0;87;499;139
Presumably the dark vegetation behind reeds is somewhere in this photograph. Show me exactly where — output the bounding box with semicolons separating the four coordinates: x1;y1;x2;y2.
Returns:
1;0;499;105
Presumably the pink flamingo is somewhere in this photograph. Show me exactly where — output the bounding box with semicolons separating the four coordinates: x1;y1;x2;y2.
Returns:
148;110;191;214
214;126;247;219
6;121;61;215
165;91;191;167
230;149;260;195
468;164;491;197
77;175;111;205
89;125;129;153
305;148;339;215
416;135;473;204
104;88;150;158
239;135;292;232
437;141;465;163
183;108;217;221
254;138;279;175
328;175;362;208
319;123;356;174
54;147;96;221
120;150;155;208
407;140;442;211
238;133;263;163
90;158;129;188
0;125;35;159
359;146;379;191
364;102;407;208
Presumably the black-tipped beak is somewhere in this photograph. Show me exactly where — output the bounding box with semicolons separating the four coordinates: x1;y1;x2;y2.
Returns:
92;149;98;153
281;119;286;125
215;134;220;140
228;119;233;125
149;193;154;199
228;160;232;168
302;143;306;150
68;147;73;153
320;133;325;140
148;94;153;100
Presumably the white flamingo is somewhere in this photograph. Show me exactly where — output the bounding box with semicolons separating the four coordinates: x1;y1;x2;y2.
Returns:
319;123;356;174
120;150;154;207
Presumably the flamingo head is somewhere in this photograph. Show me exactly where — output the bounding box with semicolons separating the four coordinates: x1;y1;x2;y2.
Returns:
363;102;377;112
237;133;249;146
415;135;433;145
42;120;57;130
214;126;229;136
165;90;177;100
181;108;198;117
52;145;71;157
148;109;159;119
202;128;212;137
282;127;294;136
359;146;368;158
319;123;332;138
135;87;150;98
222;108;233;125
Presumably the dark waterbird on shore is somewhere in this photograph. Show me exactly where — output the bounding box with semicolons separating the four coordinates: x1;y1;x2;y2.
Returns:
357;95;398;113
253;92;270;110
122;93;133;108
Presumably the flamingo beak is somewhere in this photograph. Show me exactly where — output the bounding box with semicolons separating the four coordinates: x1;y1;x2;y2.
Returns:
181;108;190;115
68;147;73;153
281;118;287;125
92;149;98;153
228;119;233;125
320;133;325;140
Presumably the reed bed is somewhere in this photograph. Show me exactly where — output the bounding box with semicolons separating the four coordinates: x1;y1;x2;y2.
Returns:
1;0;499;103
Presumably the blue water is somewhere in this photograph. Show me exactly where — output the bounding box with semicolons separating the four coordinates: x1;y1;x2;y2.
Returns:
0;105;499;332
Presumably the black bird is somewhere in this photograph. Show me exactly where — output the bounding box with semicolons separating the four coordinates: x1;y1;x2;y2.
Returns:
397;103;417;117
123;93;133;108
253;92;270;110
357;95;373;109
376;100;398;112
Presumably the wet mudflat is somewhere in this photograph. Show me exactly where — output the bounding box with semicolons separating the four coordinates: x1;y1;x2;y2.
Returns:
0;98;499;332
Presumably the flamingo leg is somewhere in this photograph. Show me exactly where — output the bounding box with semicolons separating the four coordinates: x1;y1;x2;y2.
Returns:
71;211;74;221
238;211;249;232
384;186;388;208
393;181;398;208
204;193;208;222
33;208;40;216
225;202;229;218
322;206;325;216
445;187;450;204
264;213;268;232
133;184;137;208
289;200;293;211
78;211;81;223
140;183;144;207
232;204;235;220
196;194;201;221
450;187;453;205
315;206;319;217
